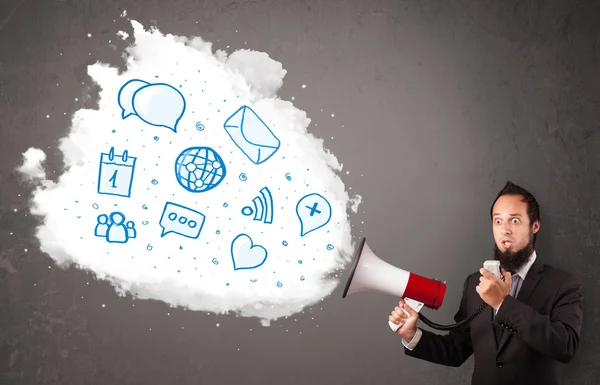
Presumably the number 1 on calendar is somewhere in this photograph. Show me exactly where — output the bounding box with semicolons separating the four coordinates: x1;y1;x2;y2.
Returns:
109;170;118;188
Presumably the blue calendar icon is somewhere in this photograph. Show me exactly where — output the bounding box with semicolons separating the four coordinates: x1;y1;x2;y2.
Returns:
97;147;137;198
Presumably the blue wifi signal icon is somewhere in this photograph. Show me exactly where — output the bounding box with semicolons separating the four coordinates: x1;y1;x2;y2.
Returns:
241;187;274;224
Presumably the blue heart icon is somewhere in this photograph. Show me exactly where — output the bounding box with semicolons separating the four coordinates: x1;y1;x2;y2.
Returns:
231;233;268;270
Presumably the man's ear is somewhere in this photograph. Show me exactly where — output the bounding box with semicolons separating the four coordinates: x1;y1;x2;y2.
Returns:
532;219;540;234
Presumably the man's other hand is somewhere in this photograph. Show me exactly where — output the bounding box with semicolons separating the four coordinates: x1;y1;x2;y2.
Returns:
476;268;512;310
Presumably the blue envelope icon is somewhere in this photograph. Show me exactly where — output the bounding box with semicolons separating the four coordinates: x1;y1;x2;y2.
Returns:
223;105;280;165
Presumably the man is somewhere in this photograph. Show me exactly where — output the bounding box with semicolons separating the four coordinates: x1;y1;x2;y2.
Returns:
389;181;583;385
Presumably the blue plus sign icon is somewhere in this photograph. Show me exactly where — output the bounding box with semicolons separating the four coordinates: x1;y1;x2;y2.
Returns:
296;193;332;236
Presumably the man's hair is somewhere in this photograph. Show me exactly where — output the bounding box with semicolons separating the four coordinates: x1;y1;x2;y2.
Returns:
490;181;541;245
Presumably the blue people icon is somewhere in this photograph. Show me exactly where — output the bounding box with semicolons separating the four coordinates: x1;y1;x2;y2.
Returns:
296;193;332;236
126;221;137;239
95;214;109;237
107;212;128;243
94;211;136;244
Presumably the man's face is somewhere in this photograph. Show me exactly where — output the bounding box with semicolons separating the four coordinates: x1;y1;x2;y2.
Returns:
492;194;540;273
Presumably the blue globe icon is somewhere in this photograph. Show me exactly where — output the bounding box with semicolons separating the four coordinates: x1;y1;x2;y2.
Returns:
174;147;227;193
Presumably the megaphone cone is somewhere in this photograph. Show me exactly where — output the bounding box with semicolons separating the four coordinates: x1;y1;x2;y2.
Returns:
342;237;446;310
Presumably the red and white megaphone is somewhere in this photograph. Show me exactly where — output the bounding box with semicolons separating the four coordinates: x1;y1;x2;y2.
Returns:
342;237;447;331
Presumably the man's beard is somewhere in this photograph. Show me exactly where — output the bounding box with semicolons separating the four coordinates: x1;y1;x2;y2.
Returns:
494;232;534;274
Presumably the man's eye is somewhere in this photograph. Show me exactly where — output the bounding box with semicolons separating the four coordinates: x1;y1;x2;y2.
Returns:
512;218;519;223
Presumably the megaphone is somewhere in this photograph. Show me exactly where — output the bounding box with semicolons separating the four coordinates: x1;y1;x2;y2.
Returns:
342;237;446;308
342;237;489;331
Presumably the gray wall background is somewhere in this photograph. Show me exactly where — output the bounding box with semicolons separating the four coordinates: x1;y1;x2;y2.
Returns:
1;0;599;384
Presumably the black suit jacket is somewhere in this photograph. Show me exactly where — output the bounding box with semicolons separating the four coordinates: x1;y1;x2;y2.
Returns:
404;256;583;385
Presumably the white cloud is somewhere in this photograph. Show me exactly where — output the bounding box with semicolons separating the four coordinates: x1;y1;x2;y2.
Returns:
18;20;361;327
17;147;47;181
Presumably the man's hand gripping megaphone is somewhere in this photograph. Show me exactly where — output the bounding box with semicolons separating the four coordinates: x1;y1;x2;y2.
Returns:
389;298;424;340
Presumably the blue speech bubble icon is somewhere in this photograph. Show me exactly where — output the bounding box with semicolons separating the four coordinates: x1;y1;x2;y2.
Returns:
159;202;205;239
117;79;186;132
296;193;332;237
118;79;149;119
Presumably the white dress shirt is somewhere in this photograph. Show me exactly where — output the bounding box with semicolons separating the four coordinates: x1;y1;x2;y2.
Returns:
402;250;537;350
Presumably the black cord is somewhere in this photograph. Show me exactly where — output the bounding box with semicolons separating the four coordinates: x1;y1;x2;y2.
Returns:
417;273;506;330
416;301;490;331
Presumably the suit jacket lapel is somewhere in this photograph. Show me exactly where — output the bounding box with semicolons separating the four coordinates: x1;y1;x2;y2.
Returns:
496;256;544;355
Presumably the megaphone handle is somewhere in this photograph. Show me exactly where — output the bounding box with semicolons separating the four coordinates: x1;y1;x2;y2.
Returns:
388;308;411;332
389;320;403;332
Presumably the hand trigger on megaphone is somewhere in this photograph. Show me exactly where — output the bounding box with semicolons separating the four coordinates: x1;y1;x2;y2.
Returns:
389;320;403;332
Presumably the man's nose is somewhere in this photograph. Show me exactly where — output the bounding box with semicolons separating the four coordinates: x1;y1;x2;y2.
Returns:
502;227;512;235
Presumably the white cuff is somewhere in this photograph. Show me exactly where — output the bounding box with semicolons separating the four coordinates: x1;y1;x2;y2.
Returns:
402;328;422;351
